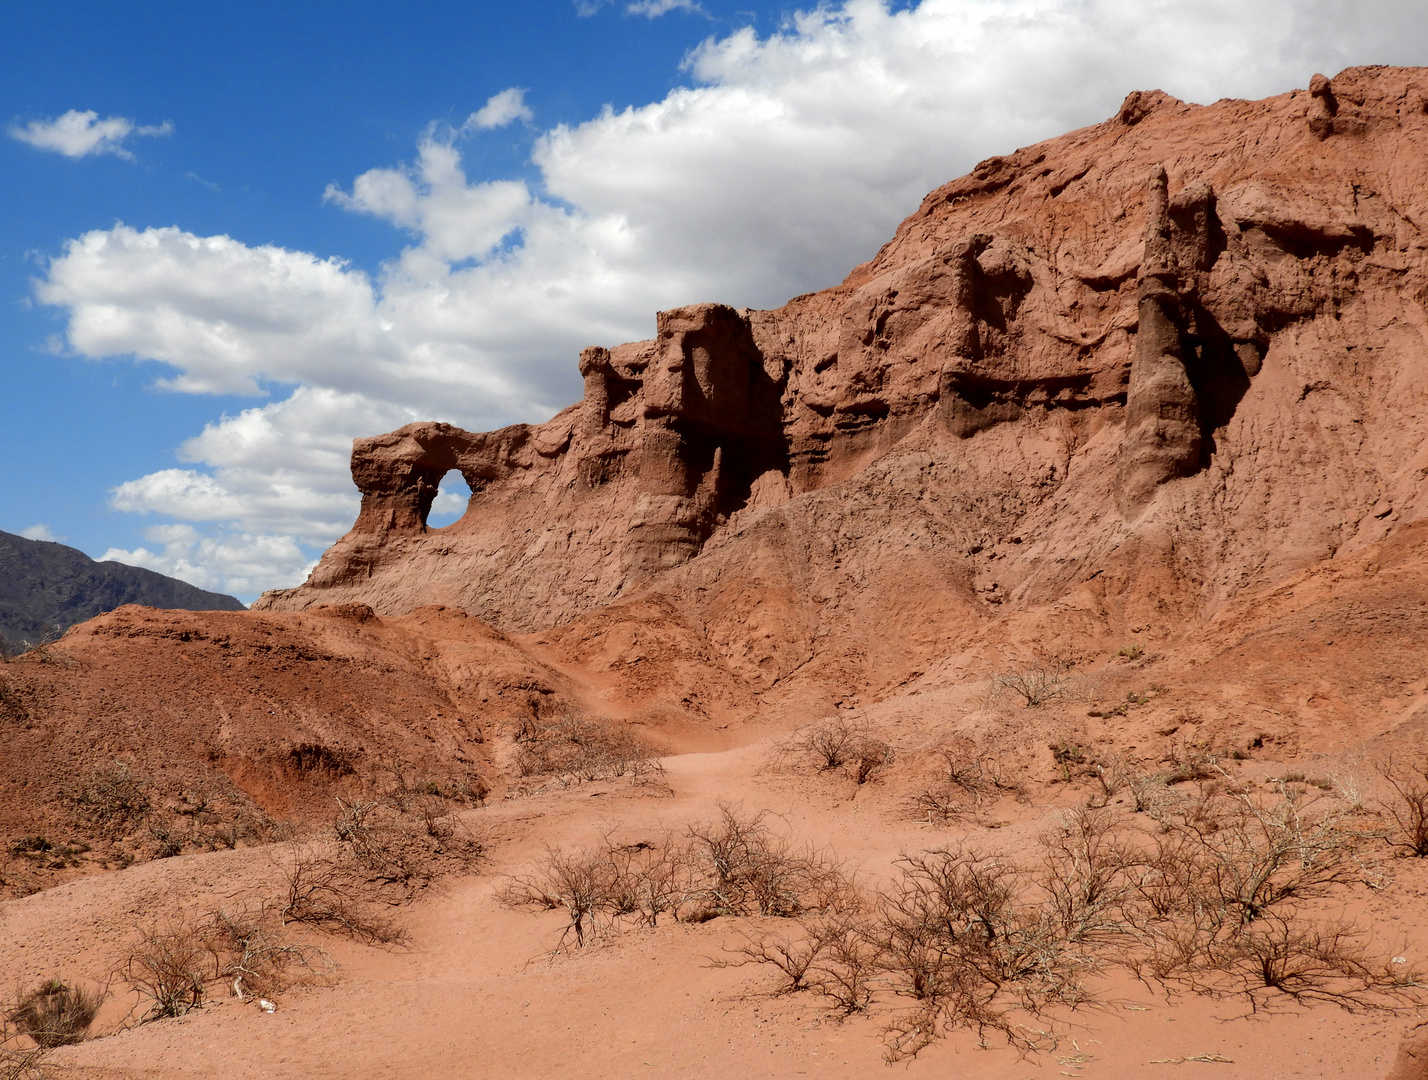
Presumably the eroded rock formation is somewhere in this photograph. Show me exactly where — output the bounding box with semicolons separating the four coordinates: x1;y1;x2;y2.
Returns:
258;68;1428;707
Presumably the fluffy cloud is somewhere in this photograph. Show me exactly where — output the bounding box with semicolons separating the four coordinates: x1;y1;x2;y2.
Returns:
109;387;418;543
626;0;703;16
467;88;534;130
35;0;1428;597
101;525;308;598
17;524;61;543
9;109;172;159
578;0;703;15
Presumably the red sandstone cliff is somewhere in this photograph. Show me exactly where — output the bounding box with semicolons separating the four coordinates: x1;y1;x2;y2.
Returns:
252;67;1428;717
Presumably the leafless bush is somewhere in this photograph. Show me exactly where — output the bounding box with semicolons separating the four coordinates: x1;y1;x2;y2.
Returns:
786;716;894;784
497;845;625;949
1161;743;1221;786
497;830;701;949
118;906;330;1022
1378;754;1428;857
8;626;70;667
722;908;879;1010
992;662;1071;707
118;920;209;1020
1198;914;1422;1011
1160;783;1361;926
0;1040;47;1080
278;844;409;946
276;795;485;945
731;789;1417;1060
200;904;330;1002
807;913;879;1014
864;845;1072;1058
685;806;851;918
513;715;664;787
911;744;1025;824
6;979;102;1048
1034;807;1135;947
334;799;428;887
380;757;490;811
499;808;851;951
598;833;691;928
70;761;151;835
335;797;484;888
910;786;967;826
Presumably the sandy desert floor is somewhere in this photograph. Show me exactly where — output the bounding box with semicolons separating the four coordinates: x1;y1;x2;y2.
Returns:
5;720;1426;1080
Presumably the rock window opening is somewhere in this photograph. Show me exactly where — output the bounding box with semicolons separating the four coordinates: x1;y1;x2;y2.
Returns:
426;470;472;529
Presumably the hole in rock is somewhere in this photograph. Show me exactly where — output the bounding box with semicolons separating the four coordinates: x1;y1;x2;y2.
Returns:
427;470;472;529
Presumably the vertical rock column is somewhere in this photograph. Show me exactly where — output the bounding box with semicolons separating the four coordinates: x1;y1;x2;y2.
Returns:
936;233;998;435
625;308;724;576
578;347;613;434
1116;166;1203;518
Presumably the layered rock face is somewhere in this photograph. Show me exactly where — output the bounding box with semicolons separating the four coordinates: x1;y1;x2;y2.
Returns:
259;67;1428;701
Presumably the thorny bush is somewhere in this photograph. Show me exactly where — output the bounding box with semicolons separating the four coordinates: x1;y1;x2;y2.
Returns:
118;905;329;1022
785;716;894;785
716;787;1421;1060
497;806;852;951
280;796;485;944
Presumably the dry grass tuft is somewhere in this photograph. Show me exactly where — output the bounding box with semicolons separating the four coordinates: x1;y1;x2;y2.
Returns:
6;980;102;1048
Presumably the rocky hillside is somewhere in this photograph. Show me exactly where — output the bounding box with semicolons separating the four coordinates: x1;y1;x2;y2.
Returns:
254;65;1428;710
0;529;244;646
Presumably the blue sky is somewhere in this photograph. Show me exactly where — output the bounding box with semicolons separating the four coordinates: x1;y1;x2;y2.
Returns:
3;0;1426;602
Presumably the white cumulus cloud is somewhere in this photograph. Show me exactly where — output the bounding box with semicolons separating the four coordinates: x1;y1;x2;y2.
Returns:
627;0;703;16
467;88;534;130
17;524;62;542
34;0;1428;596
9;109;172;159
101;526;306;598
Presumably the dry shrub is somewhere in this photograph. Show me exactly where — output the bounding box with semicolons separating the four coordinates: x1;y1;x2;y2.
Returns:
496;831;708;949
279;796;484;944
0;1043;46;1080
1378;753;1428;857
730;838;1089;1058
201;904;330;1002
496;845;626;948
1144;782;1362;928
513;715;664;787
732;788;1418;1060
118;906;328;1022
911;742;1025;824
1161;743;1221;786
69;761;151;836
118;920;209;1021
498;807;851;950
278;844;405;945
686;806;852;918
992;662;1072;708
785;717;894;784
6;980;102;1048
380;757;490;811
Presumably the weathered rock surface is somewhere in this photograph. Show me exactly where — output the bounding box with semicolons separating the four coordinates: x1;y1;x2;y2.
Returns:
257;66;1428;715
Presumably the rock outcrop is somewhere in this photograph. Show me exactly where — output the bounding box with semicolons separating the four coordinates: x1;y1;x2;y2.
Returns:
258;67;1428;708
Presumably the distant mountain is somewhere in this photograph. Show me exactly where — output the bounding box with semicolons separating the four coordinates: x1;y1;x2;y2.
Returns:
0;529;245;646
